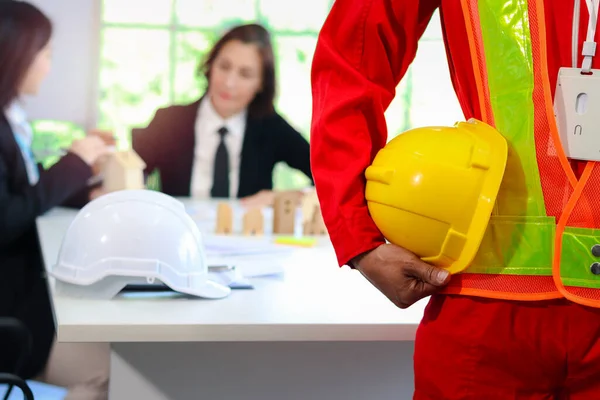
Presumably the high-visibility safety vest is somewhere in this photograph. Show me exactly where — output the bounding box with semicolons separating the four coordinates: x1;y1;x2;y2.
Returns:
439;0;600;307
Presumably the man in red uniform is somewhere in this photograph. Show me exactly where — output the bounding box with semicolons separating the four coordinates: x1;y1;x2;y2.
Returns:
310;1;600;398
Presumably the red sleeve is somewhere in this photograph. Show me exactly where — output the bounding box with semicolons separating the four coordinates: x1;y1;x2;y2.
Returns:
310;0;441;267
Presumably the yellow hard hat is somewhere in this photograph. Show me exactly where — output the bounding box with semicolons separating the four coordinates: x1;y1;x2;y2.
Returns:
365;119;508;274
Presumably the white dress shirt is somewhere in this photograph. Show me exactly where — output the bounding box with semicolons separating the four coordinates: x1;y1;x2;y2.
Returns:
3;100;39;185
190;96;247;199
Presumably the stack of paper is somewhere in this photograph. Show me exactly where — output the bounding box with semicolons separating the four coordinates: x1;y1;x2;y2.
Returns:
202;235;292;278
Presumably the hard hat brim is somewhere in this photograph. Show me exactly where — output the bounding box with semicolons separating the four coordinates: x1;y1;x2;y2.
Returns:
177;279;232;299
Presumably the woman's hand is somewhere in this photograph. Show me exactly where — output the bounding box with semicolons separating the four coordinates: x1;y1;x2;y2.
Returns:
69;136;109;166
89;187;106;201
88;129;116;146
83;130;116;175
91;154;109;176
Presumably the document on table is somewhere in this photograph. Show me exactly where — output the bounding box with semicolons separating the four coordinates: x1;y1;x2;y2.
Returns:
203;235;291;256
202;235;292;278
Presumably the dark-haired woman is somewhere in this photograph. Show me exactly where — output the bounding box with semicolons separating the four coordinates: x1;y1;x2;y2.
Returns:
133;24;313;208
0;2;109;398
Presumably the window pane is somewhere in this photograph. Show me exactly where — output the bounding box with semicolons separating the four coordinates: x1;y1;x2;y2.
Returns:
176;0;257;28
271;35;316;190
422;10;444;40
31;120;86;168
102;0;173;25
98;28;171;148
273;35;316;137
385;78;411;141
173;32;214;105
273;163;311;191
259;0;331;32
407;40;463;129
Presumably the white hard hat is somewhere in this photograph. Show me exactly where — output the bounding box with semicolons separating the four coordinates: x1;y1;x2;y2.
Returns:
50;189;231;299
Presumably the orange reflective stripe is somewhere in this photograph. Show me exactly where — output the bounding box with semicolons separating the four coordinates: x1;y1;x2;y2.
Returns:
460;0;494;127
553;162;596;306
533;0;578;190
443;274;563;300
529;0;583;222
532;0;595;227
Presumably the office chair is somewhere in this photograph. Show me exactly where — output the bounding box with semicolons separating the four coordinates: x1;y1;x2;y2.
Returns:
0;317;34;400
0;318;68;400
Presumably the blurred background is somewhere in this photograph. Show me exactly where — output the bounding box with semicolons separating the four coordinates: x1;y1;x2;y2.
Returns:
27;0;463;191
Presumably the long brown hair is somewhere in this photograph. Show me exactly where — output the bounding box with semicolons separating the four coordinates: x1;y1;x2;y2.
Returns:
199;24;275;118
0;1;52;110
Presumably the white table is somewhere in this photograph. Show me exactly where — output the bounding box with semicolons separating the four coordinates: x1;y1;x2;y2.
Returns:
37;199;424;400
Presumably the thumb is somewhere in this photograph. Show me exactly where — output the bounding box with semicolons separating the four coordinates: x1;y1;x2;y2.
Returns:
405;259;451;287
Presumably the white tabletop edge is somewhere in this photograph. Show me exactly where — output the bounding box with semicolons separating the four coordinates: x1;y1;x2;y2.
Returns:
39;200;425;343
57;324;418;343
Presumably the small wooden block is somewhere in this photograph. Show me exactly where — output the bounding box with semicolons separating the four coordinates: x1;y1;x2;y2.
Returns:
272;192;297;234
216;203;233;234
301;190;321;235
311;206;327;235
243;208;264;236
304;205;328;235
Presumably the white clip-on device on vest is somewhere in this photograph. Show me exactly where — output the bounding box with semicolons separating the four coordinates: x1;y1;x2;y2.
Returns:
555;0;600;161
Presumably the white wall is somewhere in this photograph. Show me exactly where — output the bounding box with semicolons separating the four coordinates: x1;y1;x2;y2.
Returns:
25;0;99;129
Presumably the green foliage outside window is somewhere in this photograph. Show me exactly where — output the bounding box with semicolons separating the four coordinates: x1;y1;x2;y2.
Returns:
30;120;85;168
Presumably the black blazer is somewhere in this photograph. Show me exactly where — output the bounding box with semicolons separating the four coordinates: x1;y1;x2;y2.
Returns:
132;98;313;198
0;115;93;378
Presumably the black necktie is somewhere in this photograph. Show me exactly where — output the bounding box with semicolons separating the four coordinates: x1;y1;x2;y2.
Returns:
211;126;230;198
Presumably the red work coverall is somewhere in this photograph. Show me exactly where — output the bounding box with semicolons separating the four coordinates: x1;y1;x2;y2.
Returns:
310;0;600;398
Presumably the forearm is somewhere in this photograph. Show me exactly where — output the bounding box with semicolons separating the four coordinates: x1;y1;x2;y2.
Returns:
310;0;440;266
0;152;92;246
